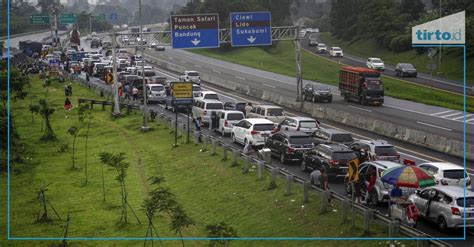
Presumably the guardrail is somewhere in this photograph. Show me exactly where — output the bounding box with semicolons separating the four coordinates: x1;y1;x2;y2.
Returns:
67;64;451;247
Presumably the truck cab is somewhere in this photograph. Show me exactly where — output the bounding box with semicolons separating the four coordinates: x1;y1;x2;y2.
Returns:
339;67;384;106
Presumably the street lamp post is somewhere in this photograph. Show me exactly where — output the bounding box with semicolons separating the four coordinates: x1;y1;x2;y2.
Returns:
139;0;149;131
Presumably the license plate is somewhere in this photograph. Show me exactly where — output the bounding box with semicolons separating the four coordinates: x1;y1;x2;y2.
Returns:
341;168;348;173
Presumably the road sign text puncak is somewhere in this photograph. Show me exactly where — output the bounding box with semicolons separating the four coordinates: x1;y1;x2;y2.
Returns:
170;14;219;49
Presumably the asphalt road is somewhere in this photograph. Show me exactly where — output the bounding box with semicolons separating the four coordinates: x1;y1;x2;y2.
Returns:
6;30;66;49
303;32;472;96
141;47;472;148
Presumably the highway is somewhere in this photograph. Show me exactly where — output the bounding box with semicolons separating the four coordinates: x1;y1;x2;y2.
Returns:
5;30;66;49
303;32;472;96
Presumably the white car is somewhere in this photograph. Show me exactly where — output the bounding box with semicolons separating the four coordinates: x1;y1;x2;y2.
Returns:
247;105;286;124
357;140;400;163
418;162;471;188
196;90;219;101
367;57;385;71
122;36;129;43
180;70;201;85
231;118;276;147
316;43;327;53
146;84;166;103
329;47;343;57
191;99;224;125
86;34;92;41
216;110;245;136
277;117;319;135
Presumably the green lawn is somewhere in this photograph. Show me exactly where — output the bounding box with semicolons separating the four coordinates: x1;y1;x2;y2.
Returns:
192;42;472;113
319;32;472;82
0;75;415;246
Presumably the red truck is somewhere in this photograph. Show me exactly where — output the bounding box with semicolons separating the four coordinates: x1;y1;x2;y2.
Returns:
339;66;384;106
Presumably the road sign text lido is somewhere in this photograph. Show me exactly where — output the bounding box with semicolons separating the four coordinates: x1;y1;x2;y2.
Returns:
231;12;271;47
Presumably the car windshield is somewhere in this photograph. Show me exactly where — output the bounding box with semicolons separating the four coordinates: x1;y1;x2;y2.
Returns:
299;121;317;128
456;197;474;208
151;86;164;91
253;124;275;131
206;103;223;110
188;72;199;76
400;63;414;69
289;136;313;144
375;146;398;156
318;44;326;47
227;113;244;121
193;86;201;91
332;151;356;160
144;71;156;77
367;80;382;90
315;86;330;91
443;170;468;179
372;59;383;63
204;94;219;100
331;133;353;143
332;47;341;51
267;108;284;116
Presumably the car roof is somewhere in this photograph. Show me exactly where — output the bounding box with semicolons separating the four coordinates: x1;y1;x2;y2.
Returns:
317;143;352;151
429;185;474;197
318;128;349;135
360;139;393;147
363;160;401;170
218;110;244;114
285;116;315;122
186;70;198;73
243;118;275;124
197;99;222;103
419;162;463;170
256;105;283;109
278;131;310;137
200;91;217;94
369;57;382;60
331;47;341;49
147;83;163;87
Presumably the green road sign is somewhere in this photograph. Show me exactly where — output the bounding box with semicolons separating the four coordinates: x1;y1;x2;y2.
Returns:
60;13;77;24
92;14;106;21
29;15;50;25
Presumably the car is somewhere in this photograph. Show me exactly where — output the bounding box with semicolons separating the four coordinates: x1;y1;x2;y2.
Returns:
408;186;474;231
123;74;139;85
191;99;224;125
224;101;247;114
302;144;356;178
345;160;406;205
418;162;471;188
146;84;166;103
155;45;165;51
316;43;327;53
266;131;314;164
329;47;344;57
179;70;201;85
215;110;245;136
277;117;320;135
247;105;286;124
137;69;156;81
308;34;318;47
367;57;385;71
311;128;354;146
129;40;136;46
122;36;129;43
395;63;417;77
192;84;202;98
299;30;307;38
231;118;275;147
149;76;167;84
150;42;157;48
86;34;92;41
117;71;131;83
196;91;219;101
303;83;332;103
354;140;400;163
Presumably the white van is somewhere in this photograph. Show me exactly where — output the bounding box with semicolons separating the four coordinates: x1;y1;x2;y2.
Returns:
215;110;245;136
191;99;224;126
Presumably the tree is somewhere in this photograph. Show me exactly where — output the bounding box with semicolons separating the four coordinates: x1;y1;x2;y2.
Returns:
206;222;238;247
37;99;56;141
67;125;80;170
169;205;195;247
400;0;425;21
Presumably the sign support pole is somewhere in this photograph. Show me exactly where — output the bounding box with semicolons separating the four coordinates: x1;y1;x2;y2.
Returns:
295;24;303;102
139;0;149;131
174;108;178;147
351;182;355;228
112;31;121;115
187;106;190;144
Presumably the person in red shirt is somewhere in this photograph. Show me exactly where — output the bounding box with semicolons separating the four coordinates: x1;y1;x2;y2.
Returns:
363;169;377;204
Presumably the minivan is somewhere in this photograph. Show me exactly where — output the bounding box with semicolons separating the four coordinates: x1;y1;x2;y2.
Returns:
191;99;224;126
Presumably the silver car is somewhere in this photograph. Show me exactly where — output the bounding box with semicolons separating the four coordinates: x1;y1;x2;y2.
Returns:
277;117;320;135
146;84;166;103
408;186;474;231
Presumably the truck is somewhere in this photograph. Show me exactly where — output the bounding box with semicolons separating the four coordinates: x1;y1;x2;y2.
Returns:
18;41;43;57
69;28;81;47
339;66;384;106
131;27;140;37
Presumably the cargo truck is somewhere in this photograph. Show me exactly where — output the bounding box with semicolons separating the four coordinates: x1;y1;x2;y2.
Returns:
339;67;384;106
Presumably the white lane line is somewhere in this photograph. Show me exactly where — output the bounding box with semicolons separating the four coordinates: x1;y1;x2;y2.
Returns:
416;121;452;131
263;83;276;89
467;118;474;123
347;105;372;112
452;114;473;121
212;69;221;74
194;64;202;68
235;76;246;81
430;110;454;116
167;56;173;59
385;104;474;125
440;112;463;118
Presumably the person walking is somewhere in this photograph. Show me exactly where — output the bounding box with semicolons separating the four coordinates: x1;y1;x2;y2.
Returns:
124;83;130;101
194;117;202;143
243;141;252;155
310;168;321;187
132;87;139;101
363;169;377;204
244;103;253;118
319;167;332;205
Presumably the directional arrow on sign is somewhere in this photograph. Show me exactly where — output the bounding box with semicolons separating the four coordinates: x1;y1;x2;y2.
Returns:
191;38;201;46
247;36;256;43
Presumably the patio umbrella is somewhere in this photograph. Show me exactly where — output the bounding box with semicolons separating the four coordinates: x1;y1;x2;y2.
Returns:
381;165;436;189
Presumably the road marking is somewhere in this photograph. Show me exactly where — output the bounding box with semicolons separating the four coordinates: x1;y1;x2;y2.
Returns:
234;76;246;80
385;105;473;125
452;114;473;120
212;69;221;74
263;83;276;89
167;56;173;59
430;110;454;116
440;112;463;118
467;118;474;123
194;64;202;68
347;105;372;112
416;121;452;131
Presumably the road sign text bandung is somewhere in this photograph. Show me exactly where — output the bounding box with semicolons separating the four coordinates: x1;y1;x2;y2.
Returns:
29;15;50;25
171;14;219;49
231;12;271;47
172;82;193;99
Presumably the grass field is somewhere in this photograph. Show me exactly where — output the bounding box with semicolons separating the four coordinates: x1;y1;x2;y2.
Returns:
0;75;415;246
319;33;472;82
192;42;472;113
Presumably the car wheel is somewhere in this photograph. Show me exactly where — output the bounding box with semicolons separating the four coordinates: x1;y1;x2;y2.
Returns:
438;216;448;232
312;95;316;103
328;98;332;103
231;133;237;144
395;72;399;77
370;190;379;206
301;160;307;172
280;153;286;164
244;138;249;147
303;94;307;101
344;179;352;195
221;128;225;137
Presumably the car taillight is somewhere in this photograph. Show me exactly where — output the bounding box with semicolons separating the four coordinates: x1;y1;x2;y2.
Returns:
451;207;461;216
203;110;207;115
250;130;258;135
287;147;295;153
224;120;228;127
329;160;338;166
441;179;448;185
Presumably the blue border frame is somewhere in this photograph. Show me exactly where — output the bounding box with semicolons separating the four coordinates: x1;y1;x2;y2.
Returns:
5;2;468;241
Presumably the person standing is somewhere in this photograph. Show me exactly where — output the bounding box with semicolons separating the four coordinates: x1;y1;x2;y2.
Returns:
310;169;321;187
363;169;377;204
132;87;139;101
245;103;253;118
319;167;332;205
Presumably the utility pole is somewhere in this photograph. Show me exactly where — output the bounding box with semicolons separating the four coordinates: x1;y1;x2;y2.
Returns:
112;31;121;115
294;24;303;102
89;14;92;35
438;0;442;74
139;0;149;131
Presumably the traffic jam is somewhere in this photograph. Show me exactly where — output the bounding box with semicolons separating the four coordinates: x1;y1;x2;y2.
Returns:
42;31;474;236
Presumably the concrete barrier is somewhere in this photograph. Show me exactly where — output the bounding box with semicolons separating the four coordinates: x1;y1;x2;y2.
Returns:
145;54;472;161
